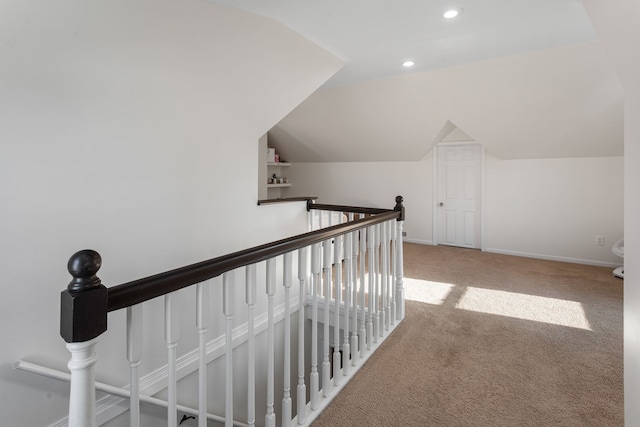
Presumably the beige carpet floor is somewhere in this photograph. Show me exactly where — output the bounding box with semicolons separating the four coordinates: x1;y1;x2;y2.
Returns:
311;243;623;427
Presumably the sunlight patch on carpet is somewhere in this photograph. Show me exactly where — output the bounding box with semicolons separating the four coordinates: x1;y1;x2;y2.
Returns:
455;287;592;330
404;278;455;305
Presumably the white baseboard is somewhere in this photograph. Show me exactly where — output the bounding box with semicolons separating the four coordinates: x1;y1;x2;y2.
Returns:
400;240;620;268
403;238;434;245
483;247;621;268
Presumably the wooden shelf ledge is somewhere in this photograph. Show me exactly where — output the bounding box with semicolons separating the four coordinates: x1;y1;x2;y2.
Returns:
257;196;318;206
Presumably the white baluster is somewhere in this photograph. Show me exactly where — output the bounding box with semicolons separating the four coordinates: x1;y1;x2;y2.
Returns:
322;235;332;397
223;272;234;427
297;247;308;425
385;221;395;330
390;220;397;325
165;294;179;427
333;230;342;386
367;225;375;350
266;259;276;427
283;253;293;427
395;219;405;320
359;219;367;358
127;305;142;427
195;284;209;427
343;223;352;376
66;338;99;427
374;223;381;342
381;222;389;333
310;243;320;410
350;213;359;366
246;265;257;427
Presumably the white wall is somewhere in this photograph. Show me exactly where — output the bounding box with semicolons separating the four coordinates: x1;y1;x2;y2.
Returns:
287;155;434;244
581;0;640;423
258;133;269;200
289;153;623;266
485;155;623;266
0;1;341;425
623;69;640;427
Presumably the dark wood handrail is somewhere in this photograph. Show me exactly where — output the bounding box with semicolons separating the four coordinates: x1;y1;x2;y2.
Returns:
108;210;399;311
309;195;405;221
309;203;389;215
60;197;404;343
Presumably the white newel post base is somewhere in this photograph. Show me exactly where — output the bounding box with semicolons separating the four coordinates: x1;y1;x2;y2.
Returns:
66;337;99;427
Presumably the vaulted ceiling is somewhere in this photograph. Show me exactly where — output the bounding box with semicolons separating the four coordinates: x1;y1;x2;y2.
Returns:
210;0;624;161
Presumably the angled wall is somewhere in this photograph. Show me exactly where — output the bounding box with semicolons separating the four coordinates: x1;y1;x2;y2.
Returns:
0;1;341;425
271;42;622;162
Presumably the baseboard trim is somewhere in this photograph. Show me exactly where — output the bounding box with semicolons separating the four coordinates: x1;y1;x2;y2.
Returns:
402;241;620;269
403;238;434;245
483;247;621;268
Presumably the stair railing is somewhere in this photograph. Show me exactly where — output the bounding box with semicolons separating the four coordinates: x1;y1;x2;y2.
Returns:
59;196;405;427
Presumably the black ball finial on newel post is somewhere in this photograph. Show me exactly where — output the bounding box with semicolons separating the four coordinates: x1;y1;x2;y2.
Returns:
67;249;102;292
60;250;108;343
394;195;405;221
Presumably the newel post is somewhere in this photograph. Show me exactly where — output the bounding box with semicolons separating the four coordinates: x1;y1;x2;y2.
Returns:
394;196;406;320
60;250;108;427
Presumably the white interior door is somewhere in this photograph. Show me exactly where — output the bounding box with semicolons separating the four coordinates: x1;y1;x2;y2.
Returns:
436;144;482;248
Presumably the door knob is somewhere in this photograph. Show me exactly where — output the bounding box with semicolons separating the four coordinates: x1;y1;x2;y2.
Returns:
439;202;444;207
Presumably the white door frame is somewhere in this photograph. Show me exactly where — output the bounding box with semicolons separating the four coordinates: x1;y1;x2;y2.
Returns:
432;142;486;250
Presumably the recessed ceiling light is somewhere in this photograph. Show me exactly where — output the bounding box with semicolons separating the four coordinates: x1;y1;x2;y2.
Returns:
402;60;415;68
444;8;463;19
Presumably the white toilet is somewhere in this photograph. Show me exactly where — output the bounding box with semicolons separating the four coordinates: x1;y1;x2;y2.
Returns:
612;237;624;279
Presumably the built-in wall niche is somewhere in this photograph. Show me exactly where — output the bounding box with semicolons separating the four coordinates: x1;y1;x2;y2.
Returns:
258;133;292;200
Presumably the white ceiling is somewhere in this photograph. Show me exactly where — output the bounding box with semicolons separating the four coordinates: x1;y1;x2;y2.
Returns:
210;0;597;87
209;0;623;161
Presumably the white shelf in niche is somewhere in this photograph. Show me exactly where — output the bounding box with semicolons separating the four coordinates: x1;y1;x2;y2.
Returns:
259;136;293;200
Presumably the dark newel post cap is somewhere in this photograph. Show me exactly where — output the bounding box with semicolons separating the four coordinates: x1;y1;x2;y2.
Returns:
306;198;315;212
67;249;102;292
394;195;405;221
60;250;108;343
